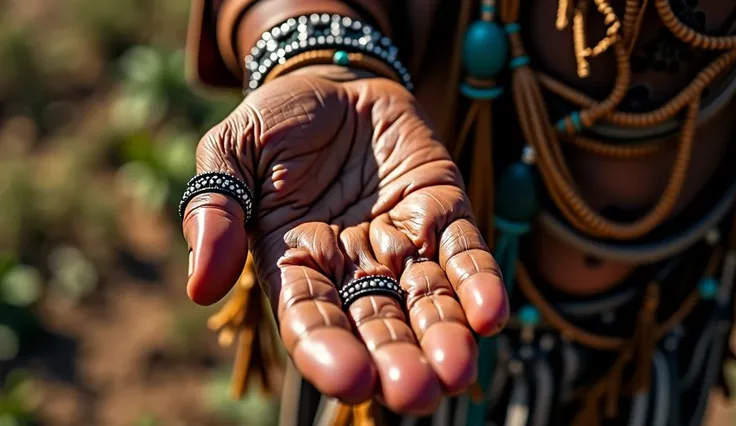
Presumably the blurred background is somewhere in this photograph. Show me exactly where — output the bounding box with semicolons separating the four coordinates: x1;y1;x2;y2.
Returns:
0;0;731;425
0;0;280;425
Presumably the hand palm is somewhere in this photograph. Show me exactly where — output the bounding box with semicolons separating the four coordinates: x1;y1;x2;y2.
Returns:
184;72;508;415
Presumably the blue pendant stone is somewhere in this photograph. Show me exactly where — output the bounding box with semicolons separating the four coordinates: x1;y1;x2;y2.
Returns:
462;21;509;79
698;277;719;300
496;161;540;223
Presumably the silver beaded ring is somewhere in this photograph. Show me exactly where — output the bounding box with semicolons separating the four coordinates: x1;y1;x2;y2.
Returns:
244;13;413;95
338;275;407;309
179;172;254;225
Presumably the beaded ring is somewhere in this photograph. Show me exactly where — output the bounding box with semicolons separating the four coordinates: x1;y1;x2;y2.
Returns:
244;14;413;94
179;172;254;225
338;275;407;310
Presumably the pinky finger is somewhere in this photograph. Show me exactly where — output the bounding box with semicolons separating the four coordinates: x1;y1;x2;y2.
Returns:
438;218;509;336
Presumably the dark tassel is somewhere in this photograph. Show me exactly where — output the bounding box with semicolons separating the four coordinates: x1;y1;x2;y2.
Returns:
571;384;604;426
571;346;632;426
628;283;660;394
454;98;496;247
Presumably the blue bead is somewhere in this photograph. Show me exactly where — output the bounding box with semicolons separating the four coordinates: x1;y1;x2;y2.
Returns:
519;305;540;326
556;112;583;133
496;161;540;222
698;277;719;299
333;50;350;66
504;23;521;34
460;83;504;100
462;21;509;79
494;217;531;236
571;112;582;131
509;56;530;69
481;4;496;13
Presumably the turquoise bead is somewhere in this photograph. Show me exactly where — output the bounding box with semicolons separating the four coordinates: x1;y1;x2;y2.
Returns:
462;21;509;79
333;50;350;66
496;161;540;222
460;83;504;100
556;112;582;133
509;56;530;69
519;305;540;326
698;277;719;300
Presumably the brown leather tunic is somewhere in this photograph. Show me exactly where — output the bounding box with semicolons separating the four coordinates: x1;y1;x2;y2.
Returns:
186;1;736;425
188;0;736;296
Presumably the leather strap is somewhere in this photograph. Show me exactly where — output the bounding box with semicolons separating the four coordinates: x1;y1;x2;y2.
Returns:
216;0;257;80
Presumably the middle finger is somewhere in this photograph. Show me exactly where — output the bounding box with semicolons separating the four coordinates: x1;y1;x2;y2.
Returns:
338;223;442;416
369;214;477;394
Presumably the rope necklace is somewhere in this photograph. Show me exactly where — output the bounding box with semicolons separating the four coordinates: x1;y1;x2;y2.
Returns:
453;0;736;242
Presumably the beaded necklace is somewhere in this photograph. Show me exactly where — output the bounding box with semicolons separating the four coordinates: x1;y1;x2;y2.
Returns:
452;0;736;243
449;0;736;425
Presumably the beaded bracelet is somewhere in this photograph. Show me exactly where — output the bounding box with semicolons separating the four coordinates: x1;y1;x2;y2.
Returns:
244;13;413;94
264;49;401;85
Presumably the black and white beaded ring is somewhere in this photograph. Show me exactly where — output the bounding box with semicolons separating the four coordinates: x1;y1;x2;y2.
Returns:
178;171;254;225
338;275;407;310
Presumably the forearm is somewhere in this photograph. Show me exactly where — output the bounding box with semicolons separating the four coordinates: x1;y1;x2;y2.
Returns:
215;0;391;81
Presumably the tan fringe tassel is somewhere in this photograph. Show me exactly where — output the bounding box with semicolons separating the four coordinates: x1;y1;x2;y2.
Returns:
207;254;284;399
330;402;354;426
329;399;382;426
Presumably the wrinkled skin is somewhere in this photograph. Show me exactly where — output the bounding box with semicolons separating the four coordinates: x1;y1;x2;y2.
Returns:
182;66;509;415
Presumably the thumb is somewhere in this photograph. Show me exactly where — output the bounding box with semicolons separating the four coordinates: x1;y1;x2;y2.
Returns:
182;116;257;306
183;192;248;305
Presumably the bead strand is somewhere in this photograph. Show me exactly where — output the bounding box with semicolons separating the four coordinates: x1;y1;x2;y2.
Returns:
556;0;571;30
655;0;736;50
541;49;736;128
544;97;699;238
561;133;668;159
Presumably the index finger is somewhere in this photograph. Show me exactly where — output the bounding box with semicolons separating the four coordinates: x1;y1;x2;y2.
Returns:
258;223;378;404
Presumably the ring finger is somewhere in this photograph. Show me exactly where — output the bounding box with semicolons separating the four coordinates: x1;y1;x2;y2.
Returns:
370;215;478;394
338;222;442;416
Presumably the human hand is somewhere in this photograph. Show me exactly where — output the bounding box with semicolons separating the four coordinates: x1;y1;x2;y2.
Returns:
181;66;509;415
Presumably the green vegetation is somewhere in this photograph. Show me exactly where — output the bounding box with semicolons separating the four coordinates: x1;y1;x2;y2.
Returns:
0;1;256;424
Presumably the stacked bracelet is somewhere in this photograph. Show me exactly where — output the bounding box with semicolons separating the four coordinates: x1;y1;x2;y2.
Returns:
264;50;400;84
244;13;413;94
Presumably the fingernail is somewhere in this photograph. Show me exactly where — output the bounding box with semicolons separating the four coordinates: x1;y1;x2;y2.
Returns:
188;250;194;277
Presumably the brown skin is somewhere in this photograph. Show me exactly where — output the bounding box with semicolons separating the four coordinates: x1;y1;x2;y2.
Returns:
182;66;509;415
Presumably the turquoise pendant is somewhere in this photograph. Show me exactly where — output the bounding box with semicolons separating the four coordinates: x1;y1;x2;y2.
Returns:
496;161;540;223
462;21;509;79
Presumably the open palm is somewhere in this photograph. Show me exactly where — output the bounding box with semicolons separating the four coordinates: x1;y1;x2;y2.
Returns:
182;69;509;415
